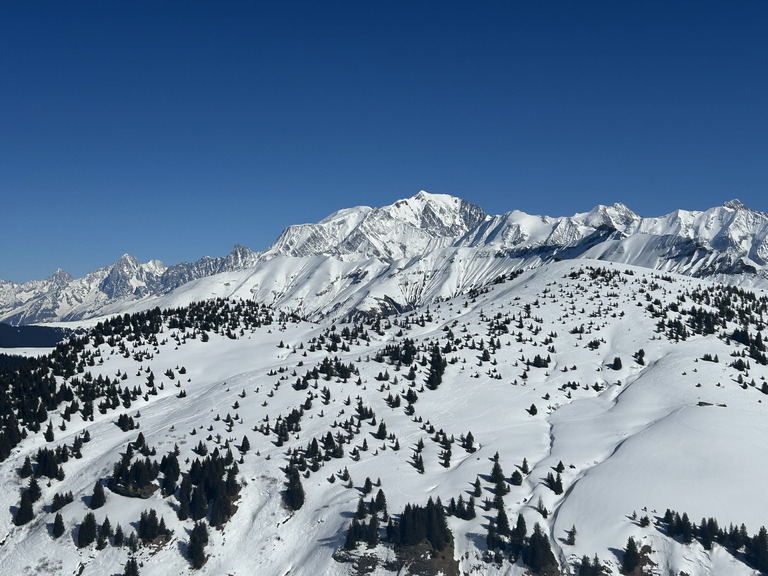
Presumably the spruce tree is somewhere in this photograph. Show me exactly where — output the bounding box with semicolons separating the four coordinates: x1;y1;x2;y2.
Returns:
190;485;207;521
27;476;42;502
19;456;33;478
622;536;640;574
14;490;34;526
90;481;106;509
77;512;98;548
97;516;112;548
113;523;125;547
188;522;208;569
523;522;556;573
284;466;305;511
52;512;65;538
124;557;140;576
496;506;511;537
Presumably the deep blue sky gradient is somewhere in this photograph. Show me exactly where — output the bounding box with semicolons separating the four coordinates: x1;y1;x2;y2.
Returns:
2;2;767;282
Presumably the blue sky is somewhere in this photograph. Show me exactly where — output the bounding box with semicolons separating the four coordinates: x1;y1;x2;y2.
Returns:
2;2;767;283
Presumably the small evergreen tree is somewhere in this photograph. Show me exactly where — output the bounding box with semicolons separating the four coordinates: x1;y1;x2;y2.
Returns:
622;536;640;574
566;524;577;545
124;557;140;576
14;490;34;526
90;481;106;509
52;512;65;538
188;522;208;569
284;466;305;511
77;512;98;548
27;476;42;502
113;523;125;547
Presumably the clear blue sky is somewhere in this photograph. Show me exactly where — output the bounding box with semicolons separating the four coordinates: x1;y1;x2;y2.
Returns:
2;1;767;283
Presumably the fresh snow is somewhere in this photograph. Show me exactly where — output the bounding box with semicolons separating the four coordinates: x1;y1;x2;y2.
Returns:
1;259;767;575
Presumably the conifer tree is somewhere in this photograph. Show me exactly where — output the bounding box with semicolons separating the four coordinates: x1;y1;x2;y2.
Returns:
90;481;106;509
190;485;207;521
52;512;65;538
114;523;125;547
77;512;98;548
284;466;305;511
27;476;42;502
496;506;511;537
622;536;640;574
523;522;557;573
14;490;34;526
187;522;208;569
124;557;140;576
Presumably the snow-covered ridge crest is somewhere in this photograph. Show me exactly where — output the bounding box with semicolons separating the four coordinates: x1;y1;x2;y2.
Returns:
267;190;487;261
3;193;768;325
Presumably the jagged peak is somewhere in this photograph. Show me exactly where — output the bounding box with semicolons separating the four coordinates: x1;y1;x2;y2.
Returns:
724;199;746;211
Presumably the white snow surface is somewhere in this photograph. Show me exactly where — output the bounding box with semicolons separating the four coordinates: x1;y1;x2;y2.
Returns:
1;259;767;575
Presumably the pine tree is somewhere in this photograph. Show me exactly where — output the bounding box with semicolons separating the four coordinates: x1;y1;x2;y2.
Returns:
240;435;250;452
622;536;640;574
190;485;207;521
52;512;65;538
284;466;305;511
97;516;112;549
19;456;33;478
27;476;42;502
510;513;527;555
90;481;106;509
187;522;208;569
14;490;34;526
77;512;98;548
566;524;577;545
355;497;368;519
366;514;380;547
466;496;476;519
113;523;125;547
124;557;140;576
523;522;557;573
496;506;510;537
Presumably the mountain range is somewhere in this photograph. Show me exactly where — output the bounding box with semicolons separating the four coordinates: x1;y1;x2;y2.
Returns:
3;192;768;326
3;192;768;575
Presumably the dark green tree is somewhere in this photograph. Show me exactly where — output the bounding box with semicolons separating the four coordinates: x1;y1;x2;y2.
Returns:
188;522;208;569
124;557;140;576
77;512;98;548
27;476;42;502
523;522;557;573
284;466;305;511
14;490;34;526
622;536;640;574
52;512;65;538
90;481;106;509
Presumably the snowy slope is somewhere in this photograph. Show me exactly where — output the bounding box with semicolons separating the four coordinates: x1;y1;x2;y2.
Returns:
2;259;768;575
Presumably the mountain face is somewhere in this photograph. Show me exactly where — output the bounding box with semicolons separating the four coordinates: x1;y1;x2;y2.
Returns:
3;191;768;325
0;245;260;325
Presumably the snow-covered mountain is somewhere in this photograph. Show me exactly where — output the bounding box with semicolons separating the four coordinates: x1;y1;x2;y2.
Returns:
4;191;768;325
3;259;768;576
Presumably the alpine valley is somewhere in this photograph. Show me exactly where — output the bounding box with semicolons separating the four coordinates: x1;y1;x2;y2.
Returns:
2;191;768;576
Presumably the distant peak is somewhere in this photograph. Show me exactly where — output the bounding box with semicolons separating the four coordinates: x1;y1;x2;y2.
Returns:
724;199;745;210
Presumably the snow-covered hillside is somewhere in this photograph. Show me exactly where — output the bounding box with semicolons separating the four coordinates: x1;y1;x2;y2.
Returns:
2;259;768;575
4;192;768;325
